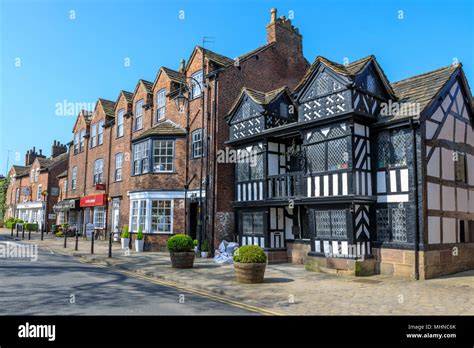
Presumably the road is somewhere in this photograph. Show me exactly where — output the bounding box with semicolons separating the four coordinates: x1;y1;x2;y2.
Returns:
0;236;256;315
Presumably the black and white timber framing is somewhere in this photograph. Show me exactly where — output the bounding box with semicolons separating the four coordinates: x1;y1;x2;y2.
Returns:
225;55;474;262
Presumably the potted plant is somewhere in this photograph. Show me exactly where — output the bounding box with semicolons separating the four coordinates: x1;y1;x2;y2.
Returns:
135;226;144;252
201;239;209;258
193;239;198;252
233;245;267;284
121;225;130;250
167;234;195;269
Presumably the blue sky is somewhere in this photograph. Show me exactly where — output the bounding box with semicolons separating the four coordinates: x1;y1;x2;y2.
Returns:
1;0;473;175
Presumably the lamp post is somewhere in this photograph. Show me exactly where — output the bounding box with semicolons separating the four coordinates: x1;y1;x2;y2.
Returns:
174;75;206;251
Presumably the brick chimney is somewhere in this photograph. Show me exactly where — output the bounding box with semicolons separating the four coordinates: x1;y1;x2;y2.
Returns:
266;8;303;54
179;59;186;74
25;146;46;166
51;140;67;158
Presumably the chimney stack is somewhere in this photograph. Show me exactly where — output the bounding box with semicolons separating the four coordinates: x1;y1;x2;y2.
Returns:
266;7;303;54
179;59;186;74
51;140;67;158
24;146;46;166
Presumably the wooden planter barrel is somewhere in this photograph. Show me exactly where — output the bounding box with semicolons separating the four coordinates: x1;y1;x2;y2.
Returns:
170;251;195;269
234;262;266;283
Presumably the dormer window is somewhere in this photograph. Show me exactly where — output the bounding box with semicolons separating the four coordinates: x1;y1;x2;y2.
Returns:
156;89;167;121
190;70;203;99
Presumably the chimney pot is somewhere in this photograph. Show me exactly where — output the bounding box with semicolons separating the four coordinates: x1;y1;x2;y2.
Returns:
179;59;185;74
270;8;277;23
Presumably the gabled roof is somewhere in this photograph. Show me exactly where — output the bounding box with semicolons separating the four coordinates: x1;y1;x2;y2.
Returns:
132;79;154;98
12;165;30;177
114;90;133;110
226;86;291;121
294;55;395;97
133;119;186;141
186;46;234;71
35;152;68;171
98;98;116;119
152;67;186;90
391;65;459;112
236;42;275;64
72;110;93;132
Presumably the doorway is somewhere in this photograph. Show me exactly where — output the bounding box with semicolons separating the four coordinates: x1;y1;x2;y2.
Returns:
189;202;199;240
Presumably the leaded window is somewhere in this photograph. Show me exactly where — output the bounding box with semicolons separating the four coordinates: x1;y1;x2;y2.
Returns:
376;208;390;241
236;146;264;181
392;207;407;242
242;212;264;236
377;129;409;169
314;209;347;239
455;153;467;183
306;138;349;174
306;142;325;173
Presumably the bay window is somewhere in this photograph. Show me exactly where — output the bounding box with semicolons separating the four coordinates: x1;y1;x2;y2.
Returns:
153;140;174;172
151;200;172;233
133;140;150;175
130;200;147;232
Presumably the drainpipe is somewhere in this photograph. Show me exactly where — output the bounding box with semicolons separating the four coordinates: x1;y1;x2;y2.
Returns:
106;121;113;235
410;118;420;280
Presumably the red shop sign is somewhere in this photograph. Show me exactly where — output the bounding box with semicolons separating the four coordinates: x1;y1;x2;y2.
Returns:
80;194;107;207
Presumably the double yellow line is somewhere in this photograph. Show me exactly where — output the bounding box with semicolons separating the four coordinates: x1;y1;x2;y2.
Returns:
78;259;285;316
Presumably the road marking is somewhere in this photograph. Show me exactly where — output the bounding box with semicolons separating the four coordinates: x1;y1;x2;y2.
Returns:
75;258;284;316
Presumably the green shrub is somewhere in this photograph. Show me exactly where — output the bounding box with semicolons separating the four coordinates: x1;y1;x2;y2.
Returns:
121;225;129;239
233;245;267;263
167;234;194;252
136;226;143;240
193;239;198;247
23;223;38;232
201;239;209;252
5;218;23;229
55;231;64;237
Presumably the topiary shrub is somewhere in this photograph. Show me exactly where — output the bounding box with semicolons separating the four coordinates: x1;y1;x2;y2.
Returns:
201;239;209;252
193;239;198;247
233;245;267;263
121;225;129;239
167;234;194;252
136;226;143;240
5;218;23;229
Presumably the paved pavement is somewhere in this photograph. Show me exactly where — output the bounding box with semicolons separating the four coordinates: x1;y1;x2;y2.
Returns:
1;228;474;315
0;234;257;315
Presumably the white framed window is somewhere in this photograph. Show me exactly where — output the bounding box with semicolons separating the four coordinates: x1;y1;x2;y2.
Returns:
63;180;68;195
191;129;202;158
117;109;124;137
93;159;104;184
151;200;172;233
93;207;106;229
71;167;77;190
134;99;144;131
156;89;166;121
34;169;39;182
15;188;19;203
153;140;174;172
191;70;203;99
58;212;65;225
37;185;42;201
133;140;150;175
91;124;97;148
115;153;123;181
98;120;105;145
80;129;85;152
74;132;79;153
130;200;147;232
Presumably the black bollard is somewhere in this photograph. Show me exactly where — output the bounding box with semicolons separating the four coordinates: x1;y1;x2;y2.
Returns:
16;225;19;238
64;232;67;248
22;226;25;240
91;231;95;254
41;228;44;241
108;232;112;258
75;232;79;251
10;225;13;237
28;229;31;240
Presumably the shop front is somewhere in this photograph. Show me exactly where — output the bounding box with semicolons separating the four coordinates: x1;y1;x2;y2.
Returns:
53;199;81;232
16;201;46;231
80;194;108;239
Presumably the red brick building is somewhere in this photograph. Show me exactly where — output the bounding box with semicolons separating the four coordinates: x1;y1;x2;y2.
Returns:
5;142;68;231
59;8;308;250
